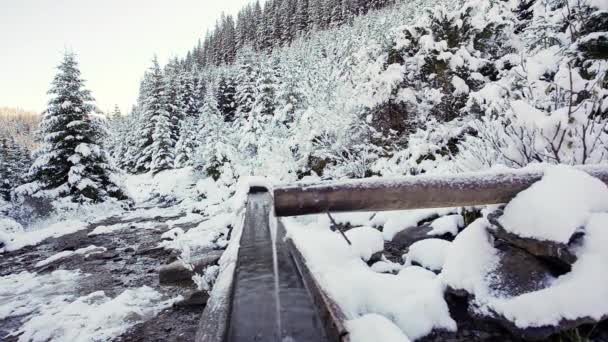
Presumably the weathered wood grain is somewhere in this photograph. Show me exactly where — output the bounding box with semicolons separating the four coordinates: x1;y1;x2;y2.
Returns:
274;166;608;216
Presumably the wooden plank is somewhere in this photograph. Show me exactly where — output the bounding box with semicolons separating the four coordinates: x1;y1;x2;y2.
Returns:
274;166;608;217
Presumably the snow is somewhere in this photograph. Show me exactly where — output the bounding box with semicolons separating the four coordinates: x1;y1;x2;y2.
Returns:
0;217;24;234
488;213;608;328
286;217;456;340
403;239;451;271
34;245;106;268
452;76;470;95
14;286;178;342
346;314;411;342
428;214;463;236
0;270;82;321
161;227;185;241
442;218;498;296
196;177;228;203
376;209;457;241
344;226;384;261
123;167;197;203
499;166;608;243
443;212;608;329
370;259;403;274
88;223;131;236
4;220;88;252
88;220;160;236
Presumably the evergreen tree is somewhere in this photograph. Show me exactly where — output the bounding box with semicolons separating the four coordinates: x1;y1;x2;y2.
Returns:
174;117;199;168
235;49;259;120
0;138;27;200
150;109;175;173
134;57;175;173
164;60;184;142
15;52;125;203
295;0;310;35
216;75;237;122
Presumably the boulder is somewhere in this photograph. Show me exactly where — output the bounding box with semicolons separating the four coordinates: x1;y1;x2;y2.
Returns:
175;290;209;307
488;211;580;271
486;241;554;297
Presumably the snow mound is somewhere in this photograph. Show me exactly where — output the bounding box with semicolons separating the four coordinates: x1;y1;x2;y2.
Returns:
499;166;608;243
442;218;498;296
346;314;411;342
345;226;384;261
404;239;451;272
287;217;456;340
428;214;463;236
14;286;178;342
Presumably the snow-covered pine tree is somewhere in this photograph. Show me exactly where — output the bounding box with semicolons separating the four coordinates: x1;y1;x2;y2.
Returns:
119;105;142;171
150;108;175;173
174;116;199;168
164;60;184;142
295;0;309;36
134;57;175;173
216;74;237;122
15;52;126;203
235;48;259;120
196;83;235;180
178;68;202;119
0;138;16;201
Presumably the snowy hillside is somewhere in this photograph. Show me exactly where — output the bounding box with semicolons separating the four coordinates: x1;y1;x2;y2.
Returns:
1;0;607;340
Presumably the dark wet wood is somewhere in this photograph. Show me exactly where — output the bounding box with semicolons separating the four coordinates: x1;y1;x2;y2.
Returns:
274;167;608;217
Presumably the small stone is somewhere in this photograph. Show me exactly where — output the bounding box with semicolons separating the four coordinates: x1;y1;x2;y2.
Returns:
159;250;223;286
175;290;209;307
100;251;119;260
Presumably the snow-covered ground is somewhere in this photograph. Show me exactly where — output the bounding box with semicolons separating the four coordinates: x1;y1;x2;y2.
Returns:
0;168;227;342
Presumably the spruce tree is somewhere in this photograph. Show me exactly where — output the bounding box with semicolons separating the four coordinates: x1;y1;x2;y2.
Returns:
216;75;237;122
235;49;259;120
15;52;125;203
134;57;176;173
174;117;199;168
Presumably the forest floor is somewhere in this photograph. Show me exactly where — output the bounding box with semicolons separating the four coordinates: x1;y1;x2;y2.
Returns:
0;201;208;342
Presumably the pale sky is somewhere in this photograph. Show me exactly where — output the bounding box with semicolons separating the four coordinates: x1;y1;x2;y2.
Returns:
0;0;259;114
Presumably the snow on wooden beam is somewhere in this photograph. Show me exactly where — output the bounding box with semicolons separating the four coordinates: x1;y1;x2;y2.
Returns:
273;166;608;217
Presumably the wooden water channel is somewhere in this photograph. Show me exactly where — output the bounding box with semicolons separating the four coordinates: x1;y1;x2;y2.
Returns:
195;166;608;342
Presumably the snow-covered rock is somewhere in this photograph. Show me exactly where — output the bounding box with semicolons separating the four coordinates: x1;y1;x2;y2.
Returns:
499;166;608;244
443;167;608;339
428;214;463;237
345;226;384;262
403;239;451;272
